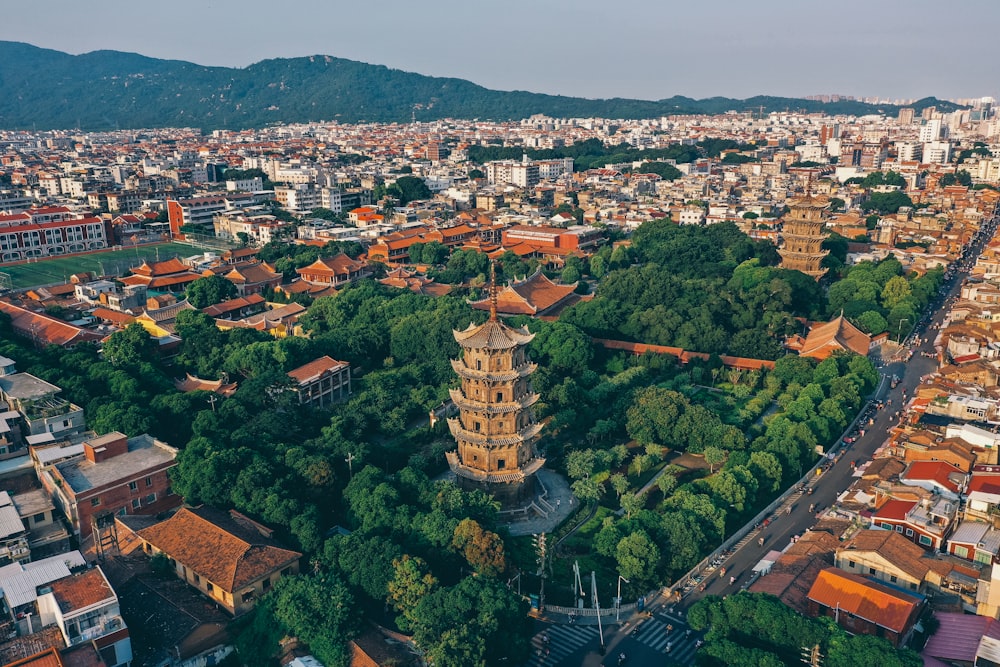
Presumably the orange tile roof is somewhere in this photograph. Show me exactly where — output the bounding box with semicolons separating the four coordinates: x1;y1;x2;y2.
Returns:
807;567;921;633
287;356;349;383
0;301;102;347
48;567;115;613
799;314;871;359
3;648;62;667
135;507;301;593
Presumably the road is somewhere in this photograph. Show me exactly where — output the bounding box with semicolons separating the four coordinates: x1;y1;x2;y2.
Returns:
520;212;999;666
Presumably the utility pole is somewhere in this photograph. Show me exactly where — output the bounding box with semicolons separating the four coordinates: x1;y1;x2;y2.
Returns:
592;571;605;653
800;643;822;666
345;452;355;478
206;394;218;413
534;534;547;612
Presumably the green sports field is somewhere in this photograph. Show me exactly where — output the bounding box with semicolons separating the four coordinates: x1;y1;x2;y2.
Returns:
0;243;209;290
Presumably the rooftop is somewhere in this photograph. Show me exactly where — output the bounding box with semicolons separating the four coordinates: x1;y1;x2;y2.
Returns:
0;374;60;401
47;566;116;614
54;434;176;495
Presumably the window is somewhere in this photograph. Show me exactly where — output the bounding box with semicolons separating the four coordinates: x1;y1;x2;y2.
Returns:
868;567;876;575
498;459;506;470
848;560;856;568
90;497;101;507
879;522;892;530
895;525;904;533
132;499;141;509
145;476;153;488
474;421;481;432
281;567;293;577
146;493;156;504
194;574;201;584
905;528;914;537
128;481;138;492
910;582;917;590
919;535;933;546
32;512;45;524
889;575;897;583
262;578;271;591
242;590;255;603
207;583;214;593
976;550;992;565
954;545;969;559
496;392;503;402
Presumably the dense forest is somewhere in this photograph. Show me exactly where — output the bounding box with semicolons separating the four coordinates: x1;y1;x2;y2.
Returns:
0;41;963;130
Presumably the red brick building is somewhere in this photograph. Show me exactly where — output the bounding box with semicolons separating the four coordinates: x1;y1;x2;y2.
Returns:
39;432;179;540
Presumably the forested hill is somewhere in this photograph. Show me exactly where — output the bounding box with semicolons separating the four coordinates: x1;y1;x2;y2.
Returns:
0;41;963;131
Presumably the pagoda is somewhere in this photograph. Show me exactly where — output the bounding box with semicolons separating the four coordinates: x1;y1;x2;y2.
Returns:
446;268;545;503
778;177;830;279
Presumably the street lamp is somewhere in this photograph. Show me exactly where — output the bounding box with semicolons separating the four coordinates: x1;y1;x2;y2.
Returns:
616;575;630;622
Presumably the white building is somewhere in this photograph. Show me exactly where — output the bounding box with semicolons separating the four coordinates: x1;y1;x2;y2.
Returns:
923;141;952;165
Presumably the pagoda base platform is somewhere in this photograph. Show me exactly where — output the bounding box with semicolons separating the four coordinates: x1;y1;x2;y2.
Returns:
454;472;540;510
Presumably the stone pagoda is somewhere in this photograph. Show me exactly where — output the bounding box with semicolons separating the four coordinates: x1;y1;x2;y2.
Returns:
446;271;545;505
778;178;830;279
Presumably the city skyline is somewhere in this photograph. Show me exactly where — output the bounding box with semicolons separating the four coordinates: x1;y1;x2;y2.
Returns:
2;0;997;103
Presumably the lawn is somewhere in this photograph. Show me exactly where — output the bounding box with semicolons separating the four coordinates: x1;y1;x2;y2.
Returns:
0;242;205;289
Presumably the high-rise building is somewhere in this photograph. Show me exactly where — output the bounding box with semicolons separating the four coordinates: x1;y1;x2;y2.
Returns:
446;276;545;502
897;108;915;125
778;187;830;279
919;119;942;143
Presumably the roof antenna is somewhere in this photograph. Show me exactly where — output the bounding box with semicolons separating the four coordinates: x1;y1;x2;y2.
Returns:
489;261;498;321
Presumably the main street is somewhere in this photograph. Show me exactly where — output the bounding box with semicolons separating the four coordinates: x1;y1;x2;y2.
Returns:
521;211;999;667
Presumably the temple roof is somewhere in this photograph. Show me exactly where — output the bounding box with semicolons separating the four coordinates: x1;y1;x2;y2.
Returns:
468;268;577;316
453;318;534;350
798;314;871;359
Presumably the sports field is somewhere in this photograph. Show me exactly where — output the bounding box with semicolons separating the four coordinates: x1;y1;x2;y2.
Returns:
0;242;208;290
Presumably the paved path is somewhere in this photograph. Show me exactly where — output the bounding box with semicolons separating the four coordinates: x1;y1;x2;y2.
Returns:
504;469;578;536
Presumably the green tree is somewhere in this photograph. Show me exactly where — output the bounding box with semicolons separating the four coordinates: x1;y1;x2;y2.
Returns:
616;530;660;584
186;274;238;308
610;473;629;498
102;323;154;368
387;555;438;632
704;445;727;473
880;275;912;310
389;175;432;204
271;573;357;667
620;492;644;519
854;310;888;335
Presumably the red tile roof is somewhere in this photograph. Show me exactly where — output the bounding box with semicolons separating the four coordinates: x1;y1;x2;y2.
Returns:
807;567;921;633
874;498;918;521
902;461;965;493
968;474;1000;495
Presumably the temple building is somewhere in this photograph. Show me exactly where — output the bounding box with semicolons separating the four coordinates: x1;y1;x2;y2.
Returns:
467;268;579;317
447;277;545;504
778;189;830;279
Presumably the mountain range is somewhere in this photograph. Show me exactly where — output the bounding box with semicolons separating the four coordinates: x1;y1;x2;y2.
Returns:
0;41;963;131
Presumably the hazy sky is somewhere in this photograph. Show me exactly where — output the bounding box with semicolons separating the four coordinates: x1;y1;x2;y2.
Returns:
2;0;997;102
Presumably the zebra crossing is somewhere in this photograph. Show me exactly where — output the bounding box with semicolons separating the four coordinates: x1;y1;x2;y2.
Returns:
630;615;699;664
523;624;597;666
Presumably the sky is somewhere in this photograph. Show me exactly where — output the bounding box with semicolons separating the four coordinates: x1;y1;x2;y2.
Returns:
2;0;997;102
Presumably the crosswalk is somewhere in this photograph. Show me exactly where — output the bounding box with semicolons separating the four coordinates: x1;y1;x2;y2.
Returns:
631;614;699;664
523;624;597;667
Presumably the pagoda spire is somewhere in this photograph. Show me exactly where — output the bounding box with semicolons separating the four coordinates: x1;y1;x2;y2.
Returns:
489;261;498;321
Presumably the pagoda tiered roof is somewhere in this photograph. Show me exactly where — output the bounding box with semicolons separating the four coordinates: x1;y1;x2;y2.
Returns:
449;388;540;414
446;452;545;483
447;419;543;447
450;358;537;381
453;319;535;350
